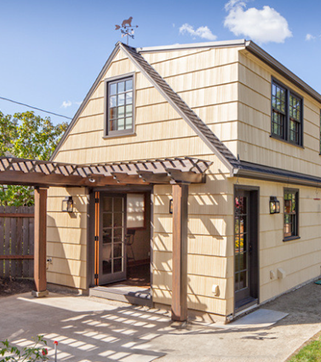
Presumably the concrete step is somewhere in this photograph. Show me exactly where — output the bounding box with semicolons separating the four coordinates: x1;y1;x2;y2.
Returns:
89;285;152;307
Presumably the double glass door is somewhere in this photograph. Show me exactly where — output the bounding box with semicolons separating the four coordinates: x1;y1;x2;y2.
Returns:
99;194;126;285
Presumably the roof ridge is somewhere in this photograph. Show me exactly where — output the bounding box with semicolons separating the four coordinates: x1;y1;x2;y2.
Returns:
120;43;239;171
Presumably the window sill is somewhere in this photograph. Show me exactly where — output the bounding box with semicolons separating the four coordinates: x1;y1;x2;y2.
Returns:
269;135;304;149
103;130;136;139
283;236;300;242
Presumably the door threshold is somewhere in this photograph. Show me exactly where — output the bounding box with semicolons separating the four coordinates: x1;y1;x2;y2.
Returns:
89;284;152;307
235;298;258;317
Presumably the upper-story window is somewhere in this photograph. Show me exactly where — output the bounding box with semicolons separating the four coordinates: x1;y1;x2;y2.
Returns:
105;75;134;137
271;79;303;146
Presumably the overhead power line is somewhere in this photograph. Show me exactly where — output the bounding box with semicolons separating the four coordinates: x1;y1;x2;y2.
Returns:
0;96;72;120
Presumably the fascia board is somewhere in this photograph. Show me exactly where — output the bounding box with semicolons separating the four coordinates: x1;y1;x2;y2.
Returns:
245;40;321;104
138;39;246;53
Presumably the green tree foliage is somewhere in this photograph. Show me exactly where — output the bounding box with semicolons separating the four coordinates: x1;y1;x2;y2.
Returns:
0;111;68;206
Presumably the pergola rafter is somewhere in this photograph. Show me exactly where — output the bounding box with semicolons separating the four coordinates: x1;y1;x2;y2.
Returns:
0;156;213;320
0;157;212;187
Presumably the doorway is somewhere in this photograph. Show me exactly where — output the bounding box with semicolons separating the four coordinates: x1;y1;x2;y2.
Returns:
234;187;259;311
93;191;151;287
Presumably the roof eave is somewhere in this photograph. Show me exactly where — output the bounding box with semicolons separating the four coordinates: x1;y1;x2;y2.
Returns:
137;39;246;53
119;43;237;175
245;40;321;104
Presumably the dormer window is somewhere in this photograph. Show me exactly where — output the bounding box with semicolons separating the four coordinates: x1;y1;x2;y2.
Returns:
271;79;303;146
105;75;134;137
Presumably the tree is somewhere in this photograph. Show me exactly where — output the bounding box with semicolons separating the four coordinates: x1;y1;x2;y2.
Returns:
0;111;68;206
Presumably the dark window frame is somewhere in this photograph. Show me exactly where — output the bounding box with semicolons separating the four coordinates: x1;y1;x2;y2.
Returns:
283;188;299;242
271;78;303;147
104;73;135;138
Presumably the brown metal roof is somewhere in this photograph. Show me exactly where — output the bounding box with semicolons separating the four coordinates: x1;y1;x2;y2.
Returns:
0;157;212;187
120;43;239;171
51;42;239;173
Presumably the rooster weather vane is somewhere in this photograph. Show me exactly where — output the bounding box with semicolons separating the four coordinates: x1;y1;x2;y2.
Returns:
115;17;138;45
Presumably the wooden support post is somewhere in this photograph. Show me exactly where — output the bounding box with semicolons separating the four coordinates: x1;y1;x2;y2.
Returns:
171;183;189;322
33;187;48;297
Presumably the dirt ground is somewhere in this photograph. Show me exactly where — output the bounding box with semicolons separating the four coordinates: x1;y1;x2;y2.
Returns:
0;277;34;297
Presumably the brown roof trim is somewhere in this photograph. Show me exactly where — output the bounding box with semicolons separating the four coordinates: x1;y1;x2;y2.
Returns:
51;41;239;172
120;43;239;173
245;41;321;104
234;160;321;188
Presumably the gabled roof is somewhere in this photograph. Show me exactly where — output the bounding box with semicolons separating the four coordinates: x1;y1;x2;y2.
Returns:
51;39;321;172
120;43;239;170
51;41;240;172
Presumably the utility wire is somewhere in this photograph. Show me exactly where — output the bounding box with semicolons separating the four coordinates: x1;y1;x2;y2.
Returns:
0;96;72;120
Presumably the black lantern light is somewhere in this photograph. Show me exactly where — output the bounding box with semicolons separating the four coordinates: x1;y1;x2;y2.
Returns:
269;196;280;214
169;198;173;214
62;196;73;213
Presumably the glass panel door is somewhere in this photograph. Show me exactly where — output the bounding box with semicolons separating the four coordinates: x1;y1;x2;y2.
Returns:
99;194;126;285
234;191;251;306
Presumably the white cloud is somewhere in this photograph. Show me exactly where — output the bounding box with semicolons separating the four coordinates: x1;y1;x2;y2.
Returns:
61;100;72;108
224;0;247;11
179;23;217;41
224;0;292;44
306;33;315;41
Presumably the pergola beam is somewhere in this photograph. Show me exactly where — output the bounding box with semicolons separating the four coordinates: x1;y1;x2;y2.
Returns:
166;168;206;184
137;171;171;184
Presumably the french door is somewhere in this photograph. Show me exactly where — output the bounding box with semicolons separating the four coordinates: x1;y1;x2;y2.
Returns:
97;194;127;285
234;188;259;310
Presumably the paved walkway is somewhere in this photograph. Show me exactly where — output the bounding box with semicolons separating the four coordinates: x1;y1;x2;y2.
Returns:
1;282;321;361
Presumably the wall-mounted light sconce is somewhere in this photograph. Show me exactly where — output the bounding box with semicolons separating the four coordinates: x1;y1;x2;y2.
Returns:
269;196;280;214
62;196;73;213
169;198;173;214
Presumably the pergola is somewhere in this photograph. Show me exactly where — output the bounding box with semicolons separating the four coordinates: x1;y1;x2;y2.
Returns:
0;156;212;321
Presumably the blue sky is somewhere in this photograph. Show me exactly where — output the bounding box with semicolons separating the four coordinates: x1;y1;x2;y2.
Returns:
1;0;321;125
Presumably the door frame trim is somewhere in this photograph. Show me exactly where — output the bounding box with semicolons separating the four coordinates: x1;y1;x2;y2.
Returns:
87;187;153;289
98;193;127;285
233;185;260;314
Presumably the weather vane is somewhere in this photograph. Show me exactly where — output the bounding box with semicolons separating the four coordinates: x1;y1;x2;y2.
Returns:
115;17;138;45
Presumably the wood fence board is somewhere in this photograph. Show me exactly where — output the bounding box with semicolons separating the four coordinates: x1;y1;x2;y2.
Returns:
0;207;3;278
0;205;34;279
16;216;23;276
4;214;11;277
11;216;18;277
29;215;35;278
23;215;29;277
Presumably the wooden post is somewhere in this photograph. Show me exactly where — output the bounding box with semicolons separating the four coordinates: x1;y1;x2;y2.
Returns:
33;187;48;297
171;183;189;322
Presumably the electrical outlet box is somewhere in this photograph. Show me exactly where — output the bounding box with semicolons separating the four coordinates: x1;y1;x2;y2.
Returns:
277;268;286;279
212;284;220;296
270;270;276;279
46;257;53;264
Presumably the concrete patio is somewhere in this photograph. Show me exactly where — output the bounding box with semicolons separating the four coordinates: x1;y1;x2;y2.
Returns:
1;281;321;361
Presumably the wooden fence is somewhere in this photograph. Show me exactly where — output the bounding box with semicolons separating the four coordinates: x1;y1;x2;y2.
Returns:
0;206;34;278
